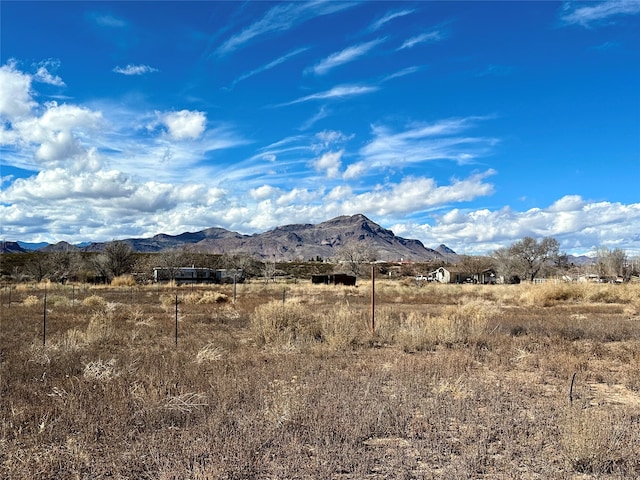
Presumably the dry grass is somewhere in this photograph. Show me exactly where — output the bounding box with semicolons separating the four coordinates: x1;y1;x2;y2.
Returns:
1;280;639;479
111;274;137;287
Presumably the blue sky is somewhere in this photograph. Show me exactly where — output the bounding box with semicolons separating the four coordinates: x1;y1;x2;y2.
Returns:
1;1;639;256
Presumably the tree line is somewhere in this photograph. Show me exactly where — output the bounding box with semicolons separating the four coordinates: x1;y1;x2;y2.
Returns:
1;237;638;284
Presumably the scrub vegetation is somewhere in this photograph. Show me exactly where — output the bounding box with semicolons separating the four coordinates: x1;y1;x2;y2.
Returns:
2;280;639;479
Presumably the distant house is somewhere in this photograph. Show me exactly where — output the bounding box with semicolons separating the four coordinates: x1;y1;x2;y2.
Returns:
429;267;496;284
311;273;357;286
153;267;243;284
430;267;471;284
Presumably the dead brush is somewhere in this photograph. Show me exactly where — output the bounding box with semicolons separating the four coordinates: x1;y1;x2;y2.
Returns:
586;283;634;304
84;312;116;344
183;291;230;304
263;376;307;427
55;328;86;352
318;304;366;349
560;406;635;474
251;298;321;348
111;274;136;287
83;358;118;381
430;301;495;345
22;295;40;307
522;282;586;306
46;294;71;307
194;343;226;363
160;392;208;414
374;307;434;350
82;294;107;310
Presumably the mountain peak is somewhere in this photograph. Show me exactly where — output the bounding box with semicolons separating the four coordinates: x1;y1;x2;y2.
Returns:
436;244;457;255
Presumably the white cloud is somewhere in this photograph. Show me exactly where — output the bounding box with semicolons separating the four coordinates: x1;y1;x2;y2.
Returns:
275;187;319;206
313;129;352;151
358;117;498;173
231;47;308;87
90;13;127;28
398;31;443;50
299;105;330;130
343;161;367;180
560;0;640;27
336;172;495;217
8;101;103;169
309;38;385;75
216;1;356;56
370;9;414;31
381;66;422;83
113;64;158;75
34;65;66;86
250;184;282;200
161;110;206;140
402;196;640;255
282;84;379;106
0;61;36;118
312;150;342;178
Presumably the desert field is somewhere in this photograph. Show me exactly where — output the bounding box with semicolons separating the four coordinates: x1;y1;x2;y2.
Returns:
1;279;639;479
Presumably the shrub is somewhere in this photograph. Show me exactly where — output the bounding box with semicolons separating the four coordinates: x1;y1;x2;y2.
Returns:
195;343;226;363
82;294;107;310
319;305;366;349
586;285;628;304
251;299;320;348
47;294;71;307
183;291;230;305
525;283;585;306
561;407;631;474
431;301;494;345
22;295;40;307
160;293;178;308
85;313;116;344
111;275;136;287
83;358;119;381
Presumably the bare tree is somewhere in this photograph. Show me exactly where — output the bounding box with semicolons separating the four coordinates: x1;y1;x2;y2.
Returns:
23;253;50;282
157;249;188;281
497;236;559;282
93;241;135;280
334;241;377;277
596;246;628;280
457;255;494;282
48;250;82;283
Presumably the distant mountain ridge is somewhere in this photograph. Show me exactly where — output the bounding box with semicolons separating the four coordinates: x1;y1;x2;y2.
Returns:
20;214;453;262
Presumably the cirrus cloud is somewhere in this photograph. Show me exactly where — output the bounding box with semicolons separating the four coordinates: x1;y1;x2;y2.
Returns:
113;64;158;75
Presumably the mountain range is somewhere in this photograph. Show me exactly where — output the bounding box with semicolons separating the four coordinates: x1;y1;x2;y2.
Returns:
4;215;455;262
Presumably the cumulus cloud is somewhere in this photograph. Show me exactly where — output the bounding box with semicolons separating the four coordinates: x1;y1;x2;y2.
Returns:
8;101;103;169
398;196;640;255
250;184;282;201
343;161;367;180
0;61;36;118
160;110;206;140
312;150;342;178
34;64;66;86
113;64;158;75
560;0;640;27
309;38;385;75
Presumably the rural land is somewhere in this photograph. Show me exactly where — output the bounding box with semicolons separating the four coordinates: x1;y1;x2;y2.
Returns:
2;215;639;479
